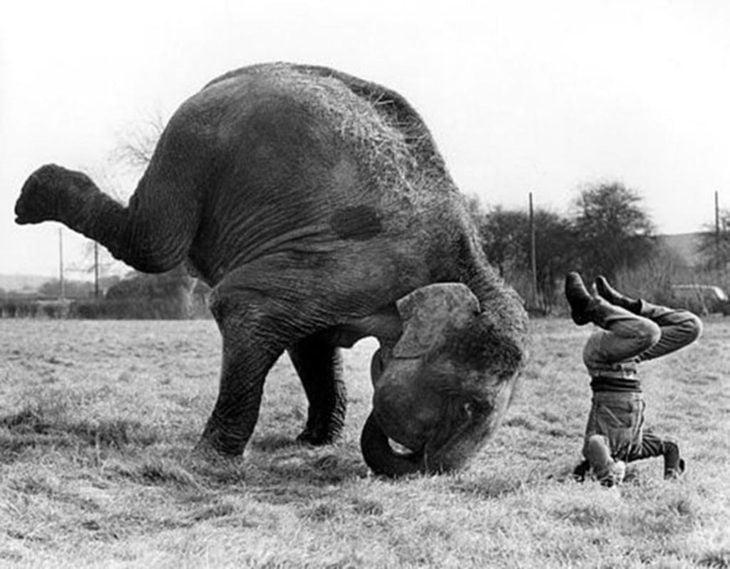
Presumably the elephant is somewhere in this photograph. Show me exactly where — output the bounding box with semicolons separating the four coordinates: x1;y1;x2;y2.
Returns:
15;62;528;476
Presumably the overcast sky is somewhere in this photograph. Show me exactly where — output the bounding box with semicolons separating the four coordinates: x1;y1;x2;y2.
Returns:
1;0;729;278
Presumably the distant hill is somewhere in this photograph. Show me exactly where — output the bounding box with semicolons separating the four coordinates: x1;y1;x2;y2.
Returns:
0;274;52;293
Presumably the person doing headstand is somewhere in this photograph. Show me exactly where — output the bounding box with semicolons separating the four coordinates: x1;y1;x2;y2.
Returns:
565;272;702;487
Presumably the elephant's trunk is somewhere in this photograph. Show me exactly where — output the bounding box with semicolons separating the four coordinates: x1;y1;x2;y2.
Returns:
360;412;427;476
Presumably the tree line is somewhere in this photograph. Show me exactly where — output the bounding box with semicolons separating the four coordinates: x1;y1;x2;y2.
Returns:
468;181;728;313
6;109;724;319
0;267;210;320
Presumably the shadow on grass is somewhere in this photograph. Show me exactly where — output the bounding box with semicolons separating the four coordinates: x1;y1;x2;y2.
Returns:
268;451;367;484
250;433;300;452
107;456;203;489
0;404;159;462
697;549;730;568
452;470;538;499
554;501;613;528
298;495;385;524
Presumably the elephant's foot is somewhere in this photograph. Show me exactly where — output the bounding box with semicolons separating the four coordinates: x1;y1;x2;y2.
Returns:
192;422;248;461
192;437;236;461
190;438;245;476
188;437;246;484
296;421;343;446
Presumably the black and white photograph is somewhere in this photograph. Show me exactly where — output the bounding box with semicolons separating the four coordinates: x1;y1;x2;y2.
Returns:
1;1;728;567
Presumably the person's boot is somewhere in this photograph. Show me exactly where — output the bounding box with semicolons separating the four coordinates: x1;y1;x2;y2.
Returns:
663;440;686;480
595;276;643;314
572;459;590;482
565;272;600;325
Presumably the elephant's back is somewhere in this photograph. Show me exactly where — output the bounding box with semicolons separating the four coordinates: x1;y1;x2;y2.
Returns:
196;63;456;198
173;63;464;283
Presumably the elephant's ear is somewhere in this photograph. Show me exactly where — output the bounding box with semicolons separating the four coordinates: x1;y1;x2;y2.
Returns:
393;283;481;358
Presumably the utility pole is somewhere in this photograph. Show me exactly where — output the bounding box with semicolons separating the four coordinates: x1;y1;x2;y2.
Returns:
715;191;721;271
94;241;100;298
529;192;538;309
58;227;66;300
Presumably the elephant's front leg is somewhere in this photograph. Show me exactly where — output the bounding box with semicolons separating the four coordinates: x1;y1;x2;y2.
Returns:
195;292;287;457
288;333;347;445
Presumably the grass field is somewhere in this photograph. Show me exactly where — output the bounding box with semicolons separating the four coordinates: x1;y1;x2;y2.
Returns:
0;317;728;568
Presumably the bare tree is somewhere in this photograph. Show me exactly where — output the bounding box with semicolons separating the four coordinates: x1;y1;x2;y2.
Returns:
112;108;167;176
697;208;730;271
70;110;168;291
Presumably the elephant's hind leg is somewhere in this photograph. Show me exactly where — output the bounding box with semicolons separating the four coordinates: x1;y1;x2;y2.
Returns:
288;333;347;445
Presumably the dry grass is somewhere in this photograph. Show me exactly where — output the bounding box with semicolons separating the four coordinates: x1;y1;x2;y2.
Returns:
213;64;431;190
0;317;728;568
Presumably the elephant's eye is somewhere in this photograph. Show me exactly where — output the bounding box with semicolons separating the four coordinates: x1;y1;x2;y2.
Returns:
462;402;474;419
462;398;492;420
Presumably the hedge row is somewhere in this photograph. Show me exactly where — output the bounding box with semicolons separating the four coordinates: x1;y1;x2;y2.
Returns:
0;298;211;320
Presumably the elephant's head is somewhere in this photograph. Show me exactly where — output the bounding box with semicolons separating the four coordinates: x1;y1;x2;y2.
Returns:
361;283;527;476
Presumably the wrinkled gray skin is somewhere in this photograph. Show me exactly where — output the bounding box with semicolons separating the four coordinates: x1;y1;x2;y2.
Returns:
15;63;528;476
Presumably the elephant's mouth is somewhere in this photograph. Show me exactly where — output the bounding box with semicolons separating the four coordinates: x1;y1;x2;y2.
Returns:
361;397;486;477
387;437;423;459
359;408;477;477
360;412;429;476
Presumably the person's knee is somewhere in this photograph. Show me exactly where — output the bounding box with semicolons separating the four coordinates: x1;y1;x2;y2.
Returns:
636;320;661;351
583;434;610;461
584;434;622;483
680;312;703;343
